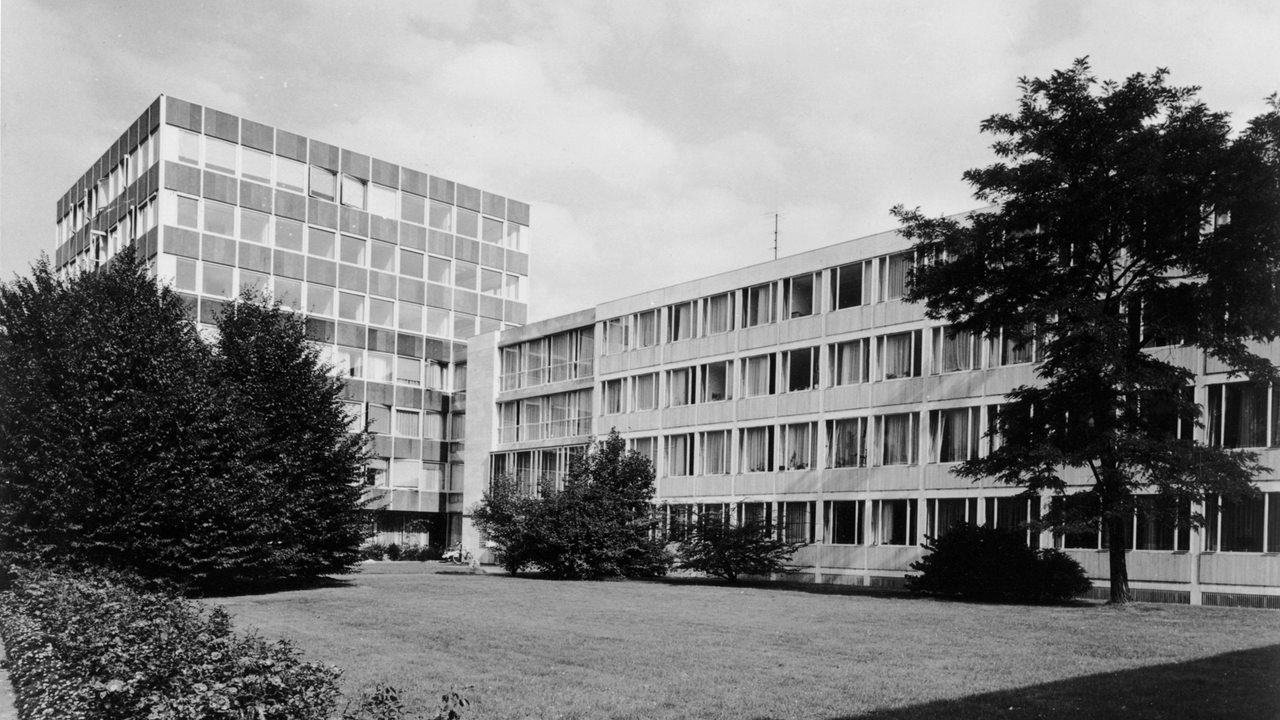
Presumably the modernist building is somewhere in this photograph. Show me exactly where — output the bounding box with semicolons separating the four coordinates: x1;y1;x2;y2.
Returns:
53;95;533;546
464;225;1280;606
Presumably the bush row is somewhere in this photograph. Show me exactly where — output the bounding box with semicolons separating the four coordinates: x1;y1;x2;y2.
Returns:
359;543;444;562
0;567;465;719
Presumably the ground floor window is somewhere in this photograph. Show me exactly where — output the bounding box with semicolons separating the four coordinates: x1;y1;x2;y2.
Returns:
986;496;1041;548
738;502;771;530
873;499;915;546
1206;493;1279;553
779;501;814;544
824;500;863;545
925;497;978;540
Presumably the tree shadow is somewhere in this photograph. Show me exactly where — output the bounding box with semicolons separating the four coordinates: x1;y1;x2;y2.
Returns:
806;644;1280;720
196;574;355;598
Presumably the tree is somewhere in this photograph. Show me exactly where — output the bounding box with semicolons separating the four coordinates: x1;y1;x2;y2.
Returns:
893;59;1280;603
472;431;670;579
0;249;370;588
675;520;806;583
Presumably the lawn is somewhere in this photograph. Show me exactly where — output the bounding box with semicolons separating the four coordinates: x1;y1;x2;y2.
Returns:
211;564;1280;720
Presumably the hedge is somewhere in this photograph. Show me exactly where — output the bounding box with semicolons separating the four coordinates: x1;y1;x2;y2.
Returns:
0;566;342;719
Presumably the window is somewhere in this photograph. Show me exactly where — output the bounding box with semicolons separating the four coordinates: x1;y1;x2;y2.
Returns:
1134;496;1191;551
394;410;420;437
668;301;695;342
1053;494;1100;549
176;128;200;165
398;303;422;333
827;417;868;468
176;195;199;229
824;501;863;544
926;498;977;539
396;357;420;387
781;422;817;470
340;235;366;266
1206;382;1275;449
990;327;1038;366
205;138;237;175
456;208;478;238
986;496;1041;548
704;292;733;335
368;298;394;327
240;209;269;244
666;434;693;477
203;201;235;237
1205;493;1274;553
276;157;306;194
874;499;915;545
603;317;628;354
830;338;869;386
309;166;336;201
879;330;922;380
780;502;813;543
242;148;272;184
783;273;816;318
932;407;980;463
371;241;396;272
933;326;980;374
701;430;730;475
634;310;658;348
524;340;547;387
429;201;453;231
400;249;424;278
367;405;391;435
336;348;363;379
428;256;451;284
603;379;624;414
482;216;504;244
699;361;731;402
307;227;335;258
239;270;268;295
174;257;198;291
743;354;776;397
338;292;364;322
784;346;818;392
629;437;657;464
739;502;771;529
878;413;918;465
368;183;397;218
633;373;658;411
744;283;774;327
741;426;774;473
202;263;233;298
668;367;694;407
831;260;871;310
366;352;393;383
879;251;912;301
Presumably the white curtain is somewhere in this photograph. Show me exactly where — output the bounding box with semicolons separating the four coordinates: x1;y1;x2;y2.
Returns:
742;427;773;472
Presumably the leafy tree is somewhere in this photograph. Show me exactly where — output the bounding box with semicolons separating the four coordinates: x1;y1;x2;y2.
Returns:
675;520;806;583
894;60;1280;603
472;431;670;579
0;249;370;589
906;523;1092;604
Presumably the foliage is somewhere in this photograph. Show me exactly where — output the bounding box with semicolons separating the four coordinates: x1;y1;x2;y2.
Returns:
0;565;343;719
361;543;388;561
0;249;370;589
386;543;403;561
906;522;1092;604
472;431;672;579
894;60;1280;603
675;520;807;582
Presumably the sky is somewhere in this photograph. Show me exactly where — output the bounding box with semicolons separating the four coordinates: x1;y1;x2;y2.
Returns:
2;1;1278;321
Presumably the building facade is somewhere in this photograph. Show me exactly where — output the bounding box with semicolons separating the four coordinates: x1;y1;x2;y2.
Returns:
464;225;1280;606
53;95;533;547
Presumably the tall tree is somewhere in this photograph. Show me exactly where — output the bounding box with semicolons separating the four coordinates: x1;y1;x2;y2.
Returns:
894;60;1280;603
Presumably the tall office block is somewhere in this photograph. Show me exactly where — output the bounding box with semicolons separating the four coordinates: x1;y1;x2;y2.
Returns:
54;95;532;546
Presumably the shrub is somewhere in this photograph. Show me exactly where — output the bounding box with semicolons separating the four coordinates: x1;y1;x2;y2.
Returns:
386;543;402;561
906;522;1091;604
360;543;386;561
0;566;342;719
676;521;807;582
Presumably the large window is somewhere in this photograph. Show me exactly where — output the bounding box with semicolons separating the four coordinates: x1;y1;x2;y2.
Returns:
741;426;774;473
743;354;776;397
1206;493;1279;553
703;292;734;335
877;413;918;465
784;347;819;392
874;499;915;545
701;430;730;475
990;327;1039;366
668;301;695;342
985;496;1041;548
831;260;871;310
666;434;694;477
783;273;816;318
781;422;817;470
933;326;980;374
309;166;336;202
827;417;868;468
699;361;732;402
744;283;774;327
603;317;628;354
635;310;659;348
931;407;980;463
879;330;922;380
1206;382;1275;449
668;367;694;407
780;502;813;543
830;338;870;386
633;373;659;411
925;498;978;539
879;251;913;301
824;501;863;544
602;379;624;414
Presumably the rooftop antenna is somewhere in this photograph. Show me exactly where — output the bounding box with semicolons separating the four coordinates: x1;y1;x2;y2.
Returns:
763;211;783;260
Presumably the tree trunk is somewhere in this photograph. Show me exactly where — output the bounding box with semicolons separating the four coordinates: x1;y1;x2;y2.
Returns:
1106;512;1133;604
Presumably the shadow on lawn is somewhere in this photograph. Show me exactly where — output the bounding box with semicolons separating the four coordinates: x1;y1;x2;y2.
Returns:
196;574;355;598
809;643;1280;720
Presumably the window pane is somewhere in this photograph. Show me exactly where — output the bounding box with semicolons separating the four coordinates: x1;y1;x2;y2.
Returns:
368;297;394;327
242;147;272;184
338;292;364;321
399;302;422;332
239;209;270;244
371;241;396;272
277;157;307;193
308;227;335;258
203;263;233;298
341;235;366;265
205;138;237;175
176;196;199;229
429;201;453;231
307;284;334;316
203;201;235;236
341;174;366;209
310;166;336;201
456;208;479;238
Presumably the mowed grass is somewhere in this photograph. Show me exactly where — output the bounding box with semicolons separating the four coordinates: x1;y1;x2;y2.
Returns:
211;564;1280;720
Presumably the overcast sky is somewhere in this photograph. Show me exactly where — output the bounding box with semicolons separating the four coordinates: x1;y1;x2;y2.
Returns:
3;1;1277;320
